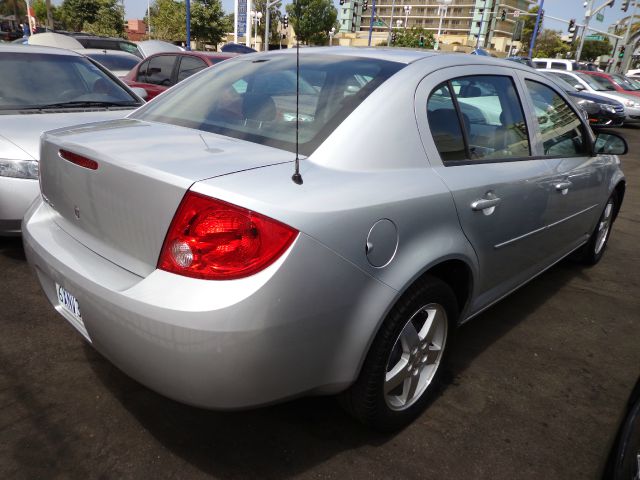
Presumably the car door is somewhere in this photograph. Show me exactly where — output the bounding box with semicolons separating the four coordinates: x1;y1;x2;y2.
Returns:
518;73;607;256
176;55;209;84
415;65;558;312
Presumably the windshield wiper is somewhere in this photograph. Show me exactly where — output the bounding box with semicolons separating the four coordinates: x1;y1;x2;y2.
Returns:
35;100;140;109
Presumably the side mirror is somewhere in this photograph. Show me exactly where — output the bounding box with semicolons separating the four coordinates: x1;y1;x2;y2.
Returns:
130;87;148;101
574;83;586;91
594;132;628;155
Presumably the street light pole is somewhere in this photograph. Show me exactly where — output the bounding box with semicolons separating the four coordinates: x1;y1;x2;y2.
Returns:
475;0;489;49
618;1;639;72
435;0;452;51
403;5;411;29
576;0;614;62
387;0;396;46
185;0;191;50
264;0;281;52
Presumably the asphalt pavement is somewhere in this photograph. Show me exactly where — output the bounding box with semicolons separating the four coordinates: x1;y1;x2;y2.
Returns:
1;128;639;479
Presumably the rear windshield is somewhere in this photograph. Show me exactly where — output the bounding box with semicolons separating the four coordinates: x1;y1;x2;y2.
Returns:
0;52;141;110
611;74;640;91
77;38;142;57
132;54;404;155
86;53;139;72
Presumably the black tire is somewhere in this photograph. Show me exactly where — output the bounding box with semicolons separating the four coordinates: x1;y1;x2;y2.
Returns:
575;192;618;266
341;275;458;432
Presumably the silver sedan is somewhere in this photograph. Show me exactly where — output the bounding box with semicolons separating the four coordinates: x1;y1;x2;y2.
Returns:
23;49;627;431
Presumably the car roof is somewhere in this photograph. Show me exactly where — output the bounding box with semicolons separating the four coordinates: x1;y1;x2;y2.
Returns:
81;48;140;59
0;44;84;56
255;46;438;64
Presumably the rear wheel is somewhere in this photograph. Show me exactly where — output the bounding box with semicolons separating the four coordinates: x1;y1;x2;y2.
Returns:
577;193;618;265
342;276;457;432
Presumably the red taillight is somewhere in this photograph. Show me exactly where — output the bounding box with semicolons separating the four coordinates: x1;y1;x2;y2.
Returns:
59;149;99;170
158;191;298;280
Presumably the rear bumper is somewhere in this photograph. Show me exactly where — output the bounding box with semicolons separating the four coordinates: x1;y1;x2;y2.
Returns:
0;176;39;235
23;199;397;409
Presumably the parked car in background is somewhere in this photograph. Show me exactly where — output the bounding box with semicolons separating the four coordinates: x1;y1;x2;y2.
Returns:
135;40;184;58
24;49;627;432
72;35;142;58
545;73;625;128
546;70;640;125
0;45;144;235
580;71;640;98
505;56;534;68
123;51;237;100
533;58;586;70
82;49;141;77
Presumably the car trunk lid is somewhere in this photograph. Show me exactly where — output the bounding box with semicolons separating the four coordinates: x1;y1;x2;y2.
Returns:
39;118;291;277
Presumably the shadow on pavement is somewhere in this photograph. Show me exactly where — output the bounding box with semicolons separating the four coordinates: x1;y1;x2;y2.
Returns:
84;257;584;479
0;236;26;261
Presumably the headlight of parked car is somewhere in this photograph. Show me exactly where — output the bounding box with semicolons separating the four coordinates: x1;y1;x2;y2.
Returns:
600;104;618;114
0;158;39;179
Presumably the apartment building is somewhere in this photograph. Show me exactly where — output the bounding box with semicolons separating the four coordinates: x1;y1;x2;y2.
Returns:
337;0;535;53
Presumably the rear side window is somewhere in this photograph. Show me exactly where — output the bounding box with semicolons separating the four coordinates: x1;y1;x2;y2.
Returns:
525;80;587;157
145;55;176;86
533;61;547;69
551;62;567;70
177;56;208;82
136;59;149;82
427;75;530;163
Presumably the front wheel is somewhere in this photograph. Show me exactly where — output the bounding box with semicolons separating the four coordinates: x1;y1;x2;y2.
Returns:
341;276;458;432
576;193;618;265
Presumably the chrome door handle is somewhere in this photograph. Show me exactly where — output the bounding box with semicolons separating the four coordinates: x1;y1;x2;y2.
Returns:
471;197;501;211
555;181;572;194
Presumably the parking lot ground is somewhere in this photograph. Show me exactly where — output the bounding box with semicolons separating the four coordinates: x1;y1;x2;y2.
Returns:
1;128;639;480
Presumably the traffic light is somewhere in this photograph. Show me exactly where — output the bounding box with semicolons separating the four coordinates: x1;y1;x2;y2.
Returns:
622;0;629;11
339;0;344;4
568;19;579;43
391;31;397;43
501;9;506;21
619;45;626;57
419;34;425;47
363;0;368;11
283;15;288;28
540;8;544;21
568;18;575;32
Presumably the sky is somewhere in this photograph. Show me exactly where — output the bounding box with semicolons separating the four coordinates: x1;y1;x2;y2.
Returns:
50;0;634;35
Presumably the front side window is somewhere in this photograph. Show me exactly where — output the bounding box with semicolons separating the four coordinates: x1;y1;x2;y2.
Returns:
427;75;530;163
145;55;176;86
525;80;586;157
133;54;404;155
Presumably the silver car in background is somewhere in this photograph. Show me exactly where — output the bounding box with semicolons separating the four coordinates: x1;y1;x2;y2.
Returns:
546;69;640;124
0;45;144;235
23;49;627;431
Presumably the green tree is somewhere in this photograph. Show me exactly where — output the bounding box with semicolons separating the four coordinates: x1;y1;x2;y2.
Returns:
191;0;226;49
59;0;100;31
223;12;234;34
285;0;337;45
520;5;540;54
32;0;58;27
579;38;612;62
149;0;186;42
533;29;569;58
82;0;124;37
392;28;434;49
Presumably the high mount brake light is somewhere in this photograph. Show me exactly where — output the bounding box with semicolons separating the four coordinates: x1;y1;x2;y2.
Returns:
59;149;99;170
158;191;298;280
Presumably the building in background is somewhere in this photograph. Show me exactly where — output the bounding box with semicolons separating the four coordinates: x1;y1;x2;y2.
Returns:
126;19;147;41
337;0;535;54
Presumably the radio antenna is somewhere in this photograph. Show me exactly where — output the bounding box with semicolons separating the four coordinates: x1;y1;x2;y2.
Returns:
291;0;303;185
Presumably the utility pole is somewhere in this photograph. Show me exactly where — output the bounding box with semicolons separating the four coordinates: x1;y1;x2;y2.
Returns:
264;0;281;52
475;0;489;49
576;0;614;62
528;0;544;59
45;0;53;29
618;1;639;72
367;0;376;46
185;0;191;50
386;0;396;46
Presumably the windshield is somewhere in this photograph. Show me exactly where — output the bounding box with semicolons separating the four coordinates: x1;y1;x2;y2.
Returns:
611;74;640;91
86;53;139;72
133;54;404;155
548;74;578;92
576;73;612;91
0;52;141;110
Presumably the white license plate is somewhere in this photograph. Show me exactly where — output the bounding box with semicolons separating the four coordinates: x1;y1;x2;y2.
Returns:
56;283;83;322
